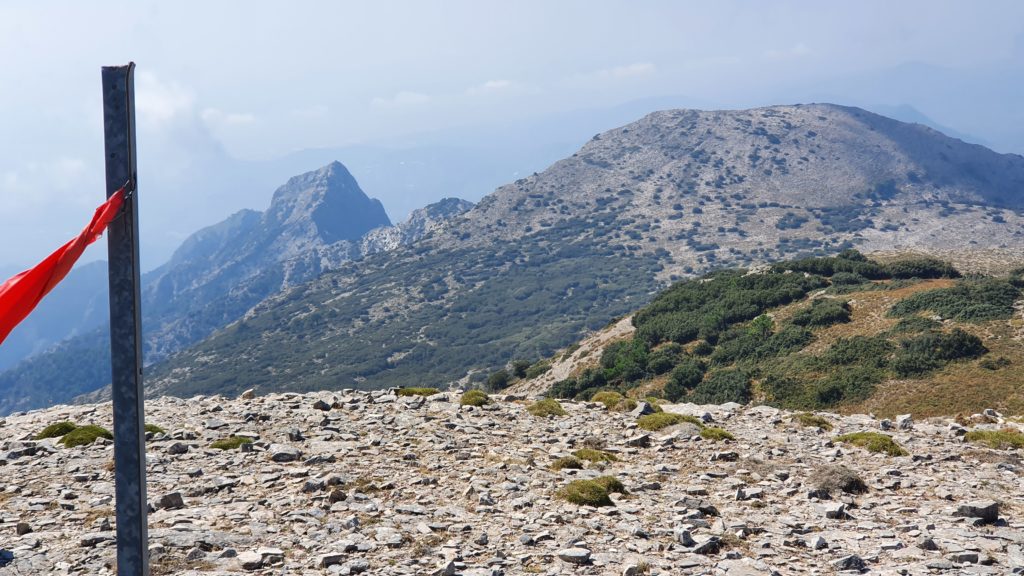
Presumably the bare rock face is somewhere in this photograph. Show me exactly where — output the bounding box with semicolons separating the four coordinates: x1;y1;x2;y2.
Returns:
1;392;1021;574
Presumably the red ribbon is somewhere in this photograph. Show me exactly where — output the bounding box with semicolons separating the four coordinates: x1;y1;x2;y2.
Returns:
0;188;125;345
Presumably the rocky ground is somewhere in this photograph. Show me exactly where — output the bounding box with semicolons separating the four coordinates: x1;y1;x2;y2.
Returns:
1;390;1023;575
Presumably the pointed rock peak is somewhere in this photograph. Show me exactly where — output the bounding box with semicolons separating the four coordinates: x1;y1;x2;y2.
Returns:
268;161;391;243
408;198;475;223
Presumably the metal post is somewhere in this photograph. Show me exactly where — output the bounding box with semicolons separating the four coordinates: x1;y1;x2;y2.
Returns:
102;62;149;576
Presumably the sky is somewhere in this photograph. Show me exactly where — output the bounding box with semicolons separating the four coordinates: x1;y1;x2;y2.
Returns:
1;0;1022;271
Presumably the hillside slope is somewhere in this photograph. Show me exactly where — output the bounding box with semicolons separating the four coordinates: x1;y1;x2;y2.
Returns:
515;251;1024;418
147;104;1024;401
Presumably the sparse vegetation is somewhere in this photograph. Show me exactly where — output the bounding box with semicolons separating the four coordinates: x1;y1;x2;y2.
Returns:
59;425;113;448
888;278;1020;322
460;390;491;407
145;423;167;435
557;477;625;506
397;387;440;397
551;456;583;471
591;390;625;410
210;436;253;450
572;448;618;463
637;412;703;431
526;398;567;417
835;432;908;456
965;428;1024;450
794;413;833;431
699;427;734;441
809;464;868;495
36;421;77;440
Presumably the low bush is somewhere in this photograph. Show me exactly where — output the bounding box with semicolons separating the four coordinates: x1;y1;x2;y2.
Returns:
526;399;567;417
883;257;960;279
557;476;625;506
887;316;941;335
964;428;1024;450
808;464;868;495
144;423;167;435
60;425;113;448
835;432;908;456
691;369;751;405
573;448;618;463
699;427;734;441
591;390;625;410
892;329;987;377
637;412;703;431
794;413;833;431
210;435;253;450
888;279;1020;322
397;387;440;397
614;398;638;412
663;359;705;402
551;456;583;471
460;389;491;406
485;370;510;391
979;356;1011;371
790;299;852;328
36;421;77;440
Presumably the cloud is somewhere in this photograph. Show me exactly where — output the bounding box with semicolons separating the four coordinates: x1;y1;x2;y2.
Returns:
467;79;514;95
135;71;195;131
201;107;257;127
370;91;430;109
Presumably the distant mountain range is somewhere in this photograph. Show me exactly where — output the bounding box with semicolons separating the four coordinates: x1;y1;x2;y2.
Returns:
133;103;1024;401
3;103;1024;415
0;163;471;414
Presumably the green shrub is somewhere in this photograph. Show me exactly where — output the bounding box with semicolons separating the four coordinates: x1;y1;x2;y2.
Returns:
572;448;618;463
790;299;851;328
600;339;650;383
510;360;531;379
460;389;491;406
557;477;624;506
830;271;870;286
819;336;892;369
59;425;113;448
888;279;1020;322
210;436;253;450
645;343;682;375
883;257;960;280
691;369;751;404
144;423;166;435
614;398;638;412
699;427;734;441
644;397;664;412
551;456;583;471
892;329;987;377
664;359;705;401
691;340;714;356
397;387;440;397
813;366;884;406
637;412;703;431
887;316;941;335
710;325;813;366
524;360;552;379
485;370;510;391
526;398;567;417
794;413;833;431
36;421;77;440
835;432;908;456
964;428;1024;449
591;391;625;410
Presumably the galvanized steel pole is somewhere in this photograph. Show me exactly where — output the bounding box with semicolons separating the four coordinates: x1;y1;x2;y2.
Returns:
102;62;149;576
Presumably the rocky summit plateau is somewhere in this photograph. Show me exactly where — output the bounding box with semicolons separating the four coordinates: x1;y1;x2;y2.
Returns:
1;390;1023;575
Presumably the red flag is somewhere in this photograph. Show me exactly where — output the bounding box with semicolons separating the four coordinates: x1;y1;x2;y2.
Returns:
0;188;125;345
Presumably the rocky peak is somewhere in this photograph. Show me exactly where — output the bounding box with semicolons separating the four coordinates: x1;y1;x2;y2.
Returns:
266;161;391;243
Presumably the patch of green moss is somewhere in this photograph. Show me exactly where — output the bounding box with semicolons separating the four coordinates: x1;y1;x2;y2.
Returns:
397;387;440;397
572;448;618;463
36;421;77;440
210;436;253;450
965;428;1024;450
644;398;665;413
591;391;624;410
557;475;627;506
59;425;113;448
460;390;490;407
551;456;583;471
699;427;735;441
794;412;833;431
145;423;167;435
835;432;908;456
526;399;567;417
636;412;704;431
